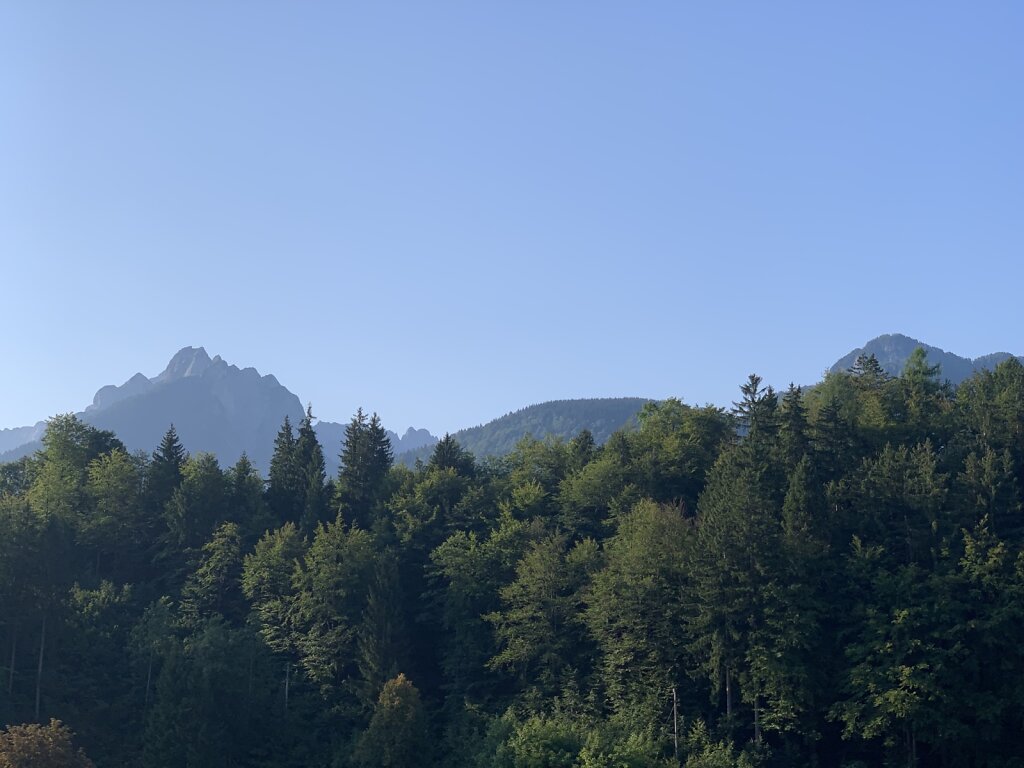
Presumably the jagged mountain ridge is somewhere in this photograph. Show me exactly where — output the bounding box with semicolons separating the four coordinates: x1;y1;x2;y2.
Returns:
830;333;1022;385
5;335;1020;471
0;347;435;471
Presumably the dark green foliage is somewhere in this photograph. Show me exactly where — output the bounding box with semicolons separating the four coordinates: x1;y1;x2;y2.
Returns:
486;534;599;699
3;365;1024;767
295;406;329;536
268;416;303;526
355;552;409;709
429;433;476;478
584;501;693;724
161;453;228;577
336;409;395;530
147;425;186;519
180;522;246;629
353;674;429;768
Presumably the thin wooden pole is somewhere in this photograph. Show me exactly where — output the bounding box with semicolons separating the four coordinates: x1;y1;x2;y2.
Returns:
672;686;679;759
35;615;46;722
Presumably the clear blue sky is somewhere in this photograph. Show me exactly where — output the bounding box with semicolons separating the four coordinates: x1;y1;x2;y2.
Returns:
2;3;1022;434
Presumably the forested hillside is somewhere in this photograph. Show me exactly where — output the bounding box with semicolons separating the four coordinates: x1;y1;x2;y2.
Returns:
401;397;651;465
2;351;1024;767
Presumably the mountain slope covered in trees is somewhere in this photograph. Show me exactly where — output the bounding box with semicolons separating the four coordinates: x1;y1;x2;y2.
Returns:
831;332;1022;384
3;348;1024;767
402;397;653;464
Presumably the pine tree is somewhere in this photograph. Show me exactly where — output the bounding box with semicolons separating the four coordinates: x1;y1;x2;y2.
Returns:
733;374;778;439
429;434;475;478
147;426;186;517
268;416;303;526
849;353;890;386
337;409;394;530
689;448;785;741
295;406;328;536
779;385;810;471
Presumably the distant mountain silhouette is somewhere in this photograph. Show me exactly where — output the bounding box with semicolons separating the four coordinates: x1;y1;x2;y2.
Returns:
6;336;1020;470
0;347;436;471
830;334;1022;385
402;398;653;465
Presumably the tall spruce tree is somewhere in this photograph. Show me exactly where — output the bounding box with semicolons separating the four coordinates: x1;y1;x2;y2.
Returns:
336;409;394;530
295;406;328;536
147;425;186;517
268;416;303;526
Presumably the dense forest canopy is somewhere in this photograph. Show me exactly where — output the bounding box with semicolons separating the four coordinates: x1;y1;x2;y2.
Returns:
2;350;1024;767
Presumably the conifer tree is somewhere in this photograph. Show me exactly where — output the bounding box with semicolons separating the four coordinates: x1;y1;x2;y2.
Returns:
295;406;328;536
733;374;778;439
779;384;810;471
429;433;475;477
268;416;302;526
146;425;186;516
226;453;273;542
337;409;394;530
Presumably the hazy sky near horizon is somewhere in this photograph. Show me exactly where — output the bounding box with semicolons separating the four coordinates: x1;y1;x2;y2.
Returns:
2;3;1022;435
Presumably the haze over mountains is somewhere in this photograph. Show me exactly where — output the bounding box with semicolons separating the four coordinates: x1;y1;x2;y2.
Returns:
0;347;435;471
2;334;1020;469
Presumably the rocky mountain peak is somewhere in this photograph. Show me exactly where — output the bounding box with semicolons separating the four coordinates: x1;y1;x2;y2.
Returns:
156;346;214;383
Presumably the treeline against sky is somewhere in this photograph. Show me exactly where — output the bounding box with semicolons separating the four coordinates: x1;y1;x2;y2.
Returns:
2;350;1024;767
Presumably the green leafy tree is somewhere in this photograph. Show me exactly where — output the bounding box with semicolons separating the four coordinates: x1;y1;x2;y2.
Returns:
180;522;246;630
585;500;694;726
0;496;42;716
630;399;733;515
129;597;177;713
895;347;951;442
83;448;143;581
486;534;600;700
290;517;376;701
353;674;429;768
162;453;228;562
0;719;94;768
226;452;275;543
242;522;306;714
56;581;135;764
429;513;547;704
